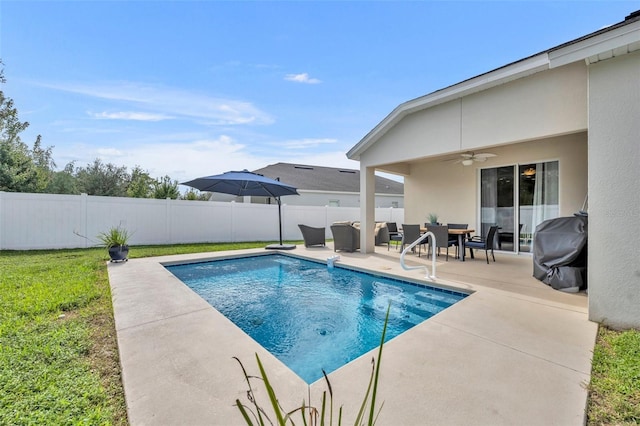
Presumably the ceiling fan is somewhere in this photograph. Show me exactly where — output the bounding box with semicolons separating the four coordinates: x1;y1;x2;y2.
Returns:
454;152;497;166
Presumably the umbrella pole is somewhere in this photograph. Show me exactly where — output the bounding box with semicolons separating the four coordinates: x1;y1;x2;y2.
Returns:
265;188;295;250
277;196;283;245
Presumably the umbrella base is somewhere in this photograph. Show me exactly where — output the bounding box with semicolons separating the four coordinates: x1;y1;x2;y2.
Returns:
265;244;296;250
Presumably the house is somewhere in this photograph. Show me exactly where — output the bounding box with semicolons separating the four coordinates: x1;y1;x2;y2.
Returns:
210;162;404;208
347;10;640;329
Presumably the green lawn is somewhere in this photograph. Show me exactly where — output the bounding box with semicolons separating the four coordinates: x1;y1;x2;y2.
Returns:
1;244;638;425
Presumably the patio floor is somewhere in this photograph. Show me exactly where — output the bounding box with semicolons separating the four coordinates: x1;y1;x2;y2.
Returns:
107;243;596;425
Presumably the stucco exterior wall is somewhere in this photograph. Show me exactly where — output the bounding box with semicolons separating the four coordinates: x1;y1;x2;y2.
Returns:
359;62;588;169
588;50;640;329
404;134;588;230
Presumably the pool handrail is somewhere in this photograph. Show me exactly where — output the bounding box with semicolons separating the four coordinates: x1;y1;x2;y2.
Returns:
400;231;437;281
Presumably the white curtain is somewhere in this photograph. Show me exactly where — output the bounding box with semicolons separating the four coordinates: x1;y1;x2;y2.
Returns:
529;161;559;239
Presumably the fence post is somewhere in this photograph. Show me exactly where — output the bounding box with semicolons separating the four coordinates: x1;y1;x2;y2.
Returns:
166;198;172;245
81;193;88;248
230;201;236;242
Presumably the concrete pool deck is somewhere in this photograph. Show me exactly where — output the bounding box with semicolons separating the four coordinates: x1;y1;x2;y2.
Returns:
107;244;597;425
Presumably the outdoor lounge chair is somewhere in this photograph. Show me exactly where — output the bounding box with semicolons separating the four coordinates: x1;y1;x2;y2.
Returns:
466;225;499;264
330;223;360;252
374;222;390;247
298;224;326;247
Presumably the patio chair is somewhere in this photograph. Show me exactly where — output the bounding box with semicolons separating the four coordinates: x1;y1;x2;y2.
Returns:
298;224;326;248
447;223;468;258
427;225;456;261
466;225;499;264
400;224;424;256
330;223;360;252
386;222;403;250
498;223;523;250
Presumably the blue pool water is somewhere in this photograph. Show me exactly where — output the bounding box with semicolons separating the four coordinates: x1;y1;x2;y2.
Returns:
166;254;467;383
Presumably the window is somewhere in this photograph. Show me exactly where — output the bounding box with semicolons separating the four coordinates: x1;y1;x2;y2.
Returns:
480;161;559;253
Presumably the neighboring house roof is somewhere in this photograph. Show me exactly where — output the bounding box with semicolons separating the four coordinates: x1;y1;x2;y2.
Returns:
252;163;403;194
348;9;640;160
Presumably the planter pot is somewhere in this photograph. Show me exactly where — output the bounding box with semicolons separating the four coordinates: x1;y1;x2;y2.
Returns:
108;245;129;262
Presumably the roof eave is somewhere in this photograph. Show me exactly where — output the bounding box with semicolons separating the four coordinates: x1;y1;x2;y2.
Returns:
348;15;640;162
347;54;550;160
549;19;640;67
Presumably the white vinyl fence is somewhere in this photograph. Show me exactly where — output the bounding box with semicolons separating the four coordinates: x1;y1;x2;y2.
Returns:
0;192;404;250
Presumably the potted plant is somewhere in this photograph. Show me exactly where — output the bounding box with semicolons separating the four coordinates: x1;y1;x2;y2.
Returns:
427;212;439;224
97;226;131;262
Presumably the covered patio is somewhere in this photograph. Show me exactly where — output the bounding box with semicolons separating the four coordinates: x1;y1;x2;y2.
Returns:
348;11;640;329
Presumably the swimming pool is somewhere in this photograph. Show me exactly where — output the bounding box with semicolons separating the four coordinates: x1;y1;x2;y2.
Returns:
166;253;467;383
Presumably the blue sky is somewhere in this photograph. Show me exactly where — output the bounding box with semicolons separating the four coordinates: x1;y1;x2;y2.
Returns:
1;1;637;185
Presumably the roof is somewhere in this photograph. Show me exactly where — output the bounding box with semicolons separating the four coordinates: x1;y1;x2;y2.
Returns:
252;163;404;194
348;9;640;160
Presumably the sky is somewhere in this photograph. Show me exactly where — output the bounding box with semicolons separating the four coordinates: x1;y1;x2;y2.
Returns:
1;0;638;186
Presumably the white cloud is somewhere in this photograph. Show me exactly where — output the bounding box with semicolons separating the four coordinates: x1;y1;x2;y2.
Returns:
89;111;173;121
38;80;274;125
96;148;125;157
284;73;322;84
275;138;337;149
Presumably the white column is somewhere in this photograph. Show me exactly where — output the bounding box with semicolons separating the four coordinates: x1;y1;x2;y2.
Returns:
360;166;376;253
588;51;640;329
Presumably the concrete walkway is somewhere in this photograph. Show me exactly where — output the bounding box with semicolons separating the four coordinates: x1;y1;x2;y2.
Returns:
107;244;597;425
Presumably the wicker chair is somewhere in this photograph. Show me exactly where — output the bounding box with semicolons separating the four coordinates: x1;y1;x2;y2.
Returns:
330;223;360;252
298;224;326;247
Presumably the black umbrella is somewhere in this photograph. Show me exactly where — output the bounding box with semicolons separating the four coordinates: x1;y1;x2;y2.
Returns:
182;170;299;250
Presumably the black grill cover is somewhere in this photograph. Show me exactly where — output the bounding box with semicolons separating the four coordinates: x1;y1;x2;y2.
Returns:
532;214;588;292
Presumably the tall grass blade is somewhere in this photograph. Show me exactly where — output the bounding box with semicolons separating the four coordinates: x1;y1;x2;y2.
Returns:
367;305;390;426
322;370;334;426
236;400;256;425
256;354;287;426
234;356;267;426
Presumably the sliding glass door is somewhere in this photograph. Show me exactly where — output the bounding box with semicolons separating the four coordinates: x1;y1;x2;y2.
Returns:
480;161;559;253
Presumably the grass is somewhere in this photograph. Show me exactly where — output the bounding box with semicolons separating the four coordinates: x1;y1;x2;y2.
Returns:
0;242;638;424
587;327;640;425
0;241;285;425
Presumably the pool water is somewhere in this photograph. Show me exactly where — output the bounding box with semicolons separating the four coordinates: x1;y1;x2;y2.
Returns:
166;254;467;383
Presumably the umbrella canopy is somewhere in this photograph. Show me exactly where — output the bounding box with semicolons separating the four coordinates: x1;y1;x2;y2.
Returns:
181;170;299;198
181;170;299;250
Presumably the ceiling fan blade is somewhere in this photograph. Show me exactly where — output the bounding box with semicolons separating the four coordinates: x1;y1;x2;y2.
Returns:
474;153;497;159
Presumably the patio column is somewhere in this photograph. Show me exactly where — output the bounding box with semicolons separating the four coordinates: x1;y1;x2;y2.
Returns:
588;51;640;329
360;165;376;253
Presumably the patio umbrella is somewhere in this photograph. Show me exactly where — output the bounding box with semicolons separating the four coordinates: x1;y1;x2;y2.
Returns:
181;170;299;250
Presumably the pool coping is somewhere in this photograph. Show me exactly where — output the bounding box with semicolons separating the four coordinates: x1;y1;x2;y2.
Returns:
107;246;597;425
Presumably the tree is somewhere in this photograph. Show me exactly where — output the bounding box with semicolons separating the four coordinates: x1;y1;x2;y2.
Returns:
46;162;78;194
0;60;54;192
127;165;155;198
152;175;180;199
181;188;210;201
75;158;129;196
